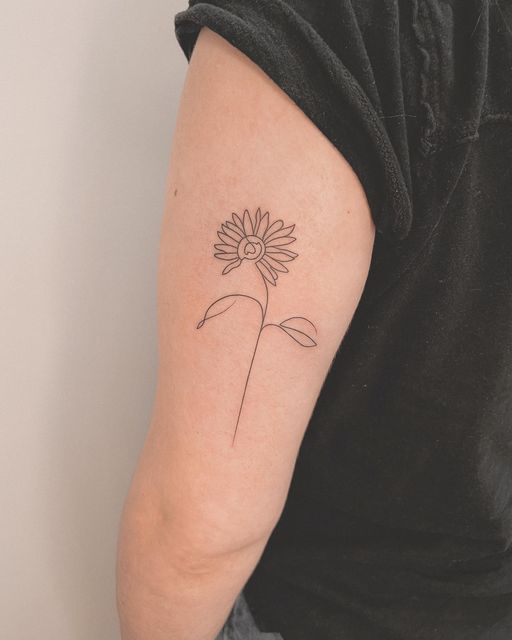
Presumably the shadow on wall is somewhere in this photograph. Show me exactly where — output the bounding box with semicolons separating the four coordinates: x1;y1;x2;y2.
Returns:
35;2;186;639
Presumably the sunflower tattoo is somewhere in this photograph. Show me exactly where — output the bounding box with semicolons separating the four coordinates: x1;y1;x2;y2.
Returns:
197;207;318;446
213;207;298;283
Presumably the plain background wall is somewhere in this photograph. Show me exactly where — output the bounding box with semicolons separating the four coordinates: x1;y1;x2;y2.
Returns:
1;1;187;638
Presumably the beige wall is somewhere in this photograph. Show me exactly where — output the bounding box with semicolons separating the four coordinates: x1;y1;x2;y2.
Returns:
1;2;187;638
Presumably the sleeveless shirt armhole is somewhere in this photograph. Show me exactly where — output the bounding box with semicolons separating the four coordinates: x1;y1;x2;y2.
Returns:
174;1;413;242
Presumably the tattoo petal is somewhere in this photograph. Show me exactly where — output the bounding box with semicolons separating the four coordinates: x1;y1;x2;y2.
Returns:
223;222;244;239
232;212;245;233
266;236;296;247
265;249;298;261
260;257;279;279
214;243;238;253
222;258;242;274
263;219;283;240
253;207;262;236
217;231;239;247
214;252;240;261
256;259;277;286
263;254;289;273
221;225;244;242
264;224;295;243
243;209;254;235
258;211;270;238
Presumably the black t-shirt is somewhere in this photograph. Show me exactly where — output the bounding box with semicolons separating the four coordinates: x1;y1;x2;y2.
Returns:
174;1;512;638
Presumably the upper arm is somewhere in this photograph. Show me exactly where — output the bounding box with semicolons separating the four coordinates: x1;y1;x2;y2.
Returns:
129;27;375;557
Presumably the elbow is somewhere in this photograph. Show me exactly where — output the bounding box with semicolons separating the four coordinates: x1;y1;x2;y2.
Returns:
154;513;271;578
117;495;270;584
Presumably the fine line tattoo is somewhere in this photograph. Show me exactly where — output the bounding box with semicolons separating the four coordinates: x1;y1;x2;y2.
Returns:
196;207;318;446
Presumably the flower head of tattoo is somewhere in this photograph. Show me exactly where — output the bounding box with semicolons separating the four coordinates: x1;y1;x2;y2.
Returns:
214;208;298;285
197;207;317;446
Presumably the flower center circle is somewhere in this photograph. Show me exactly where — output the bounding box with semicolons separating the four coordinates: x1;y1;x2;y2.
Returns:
238;236;265;262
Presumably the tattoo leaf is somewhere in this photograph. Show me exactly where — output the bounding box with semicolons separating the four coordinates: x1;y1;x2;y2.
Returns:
197;293;265;329
278;316;318;348
196;296;237;329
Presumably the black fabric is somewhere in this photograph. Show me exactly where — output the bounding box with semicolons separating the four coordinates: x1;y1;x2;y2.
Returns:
174;1;512;638
174;0;413;242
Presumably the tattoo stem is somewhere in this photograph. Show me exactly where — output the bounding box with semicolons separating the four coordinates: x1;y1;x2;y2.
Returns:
231;277;269;446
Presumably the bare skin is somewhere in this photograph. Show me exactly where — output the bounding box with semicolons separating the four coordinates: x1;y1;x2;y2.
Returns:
116;27;375;640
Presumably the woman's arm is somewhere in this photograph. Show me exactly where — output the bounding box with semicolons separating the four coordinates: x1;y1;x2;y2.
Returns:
116;26;375;640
